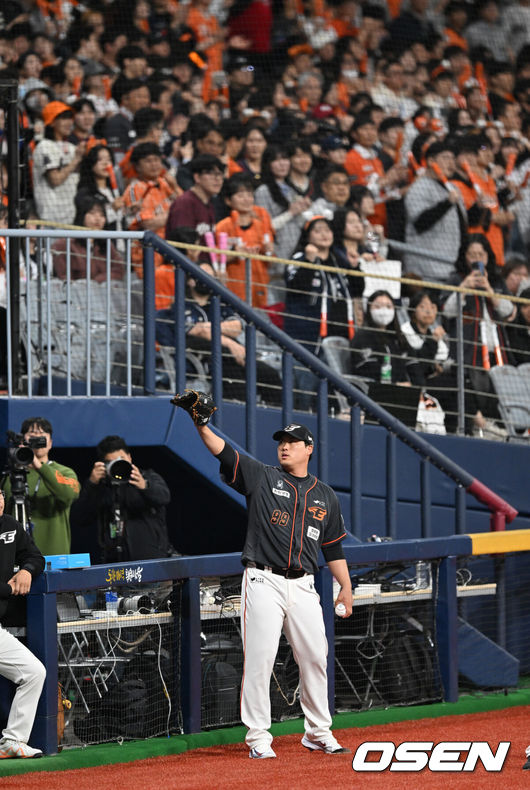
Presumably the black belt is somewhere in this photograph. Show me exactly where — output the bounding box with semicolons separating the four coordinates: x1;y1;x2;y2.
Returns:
246;561;307;579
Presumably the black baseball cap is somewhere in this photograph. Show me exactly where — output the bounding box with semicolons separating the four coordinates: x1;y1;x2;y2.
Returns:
273;424;314;445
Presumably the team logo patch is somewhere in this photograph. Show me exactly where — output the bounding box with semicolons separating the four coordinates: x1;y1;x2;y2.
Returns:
307;526;320;541
308;506;327;521
314;499;325;506
276;479;284;488
0;531;16;544
284;424;301;432
273;488;290;498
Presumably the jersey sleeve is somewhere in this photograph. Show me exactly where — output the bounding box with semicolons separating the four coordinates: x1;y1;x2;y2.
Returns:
33;140;62;173
216;443;265;495
321;490;347;549
38;463;80;505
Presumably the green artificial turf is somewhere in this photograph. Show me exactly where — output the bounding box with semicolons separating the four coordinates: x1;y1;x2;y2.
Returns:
1;687;529;777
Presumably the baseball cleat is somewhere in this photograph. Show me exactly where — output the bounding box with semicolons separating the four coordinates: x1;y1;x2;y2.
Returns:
249;746;277;759
0;738;43;759
523;757;530;770
301;734;350;754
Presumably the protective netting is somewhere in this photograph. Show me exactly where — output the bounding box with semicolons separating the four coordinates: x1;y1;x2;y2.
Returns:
56;582;182;747
335;559;442;711
1;0;530;428
456;551;530;696
200;574;302;729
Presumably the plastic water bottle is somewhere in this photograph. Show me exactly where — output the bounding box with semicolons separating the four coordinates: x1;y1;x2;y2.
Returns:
380;354;392;383
415;561;430;590
105;590;119;615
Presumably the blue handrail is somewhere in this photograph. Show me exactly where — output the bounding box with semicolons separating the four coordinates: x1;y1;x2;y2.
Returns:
142;232;517;530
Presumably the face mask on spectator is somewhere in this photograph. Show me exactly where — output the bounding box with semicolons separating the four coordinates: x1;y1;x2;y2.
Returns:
370;306;395;327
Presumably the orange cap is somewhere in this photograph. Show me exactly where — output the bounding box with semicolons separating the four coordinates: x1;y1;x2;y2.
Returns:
42;101;73;126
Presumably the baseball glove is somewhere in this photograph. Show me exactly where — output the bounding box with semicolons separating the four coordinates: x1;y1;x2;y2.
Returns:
170;389;217;426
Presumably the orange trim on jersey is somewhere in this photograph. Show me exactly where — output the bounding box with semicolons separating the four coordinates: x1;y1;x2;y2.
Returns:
229;450;240;485
298;480;317;569
321;531;347;546
284;478;298;570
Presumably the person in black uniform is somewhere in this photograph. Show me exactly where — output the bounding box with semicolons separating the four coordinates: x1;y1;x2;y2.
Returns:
75;435;172;562
0;492;46;759
192;419;353;759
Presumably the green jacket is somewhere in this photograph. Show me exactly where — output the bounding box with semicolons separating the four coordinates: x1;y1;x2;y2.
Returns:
3;461;80;555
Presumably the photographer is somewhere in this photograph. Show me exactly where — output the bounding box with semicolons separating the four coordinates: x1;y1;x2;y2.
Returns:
76;436;172;563
0;492;46;759
1;418;80;556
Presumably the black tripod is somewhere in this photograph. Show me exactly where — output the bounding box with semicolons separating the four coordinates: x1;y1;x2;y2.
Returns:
3;468;32;533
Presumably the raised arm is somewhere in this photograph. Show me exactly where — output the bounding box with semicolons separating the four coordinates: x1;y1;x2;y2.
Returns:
196;424;225;456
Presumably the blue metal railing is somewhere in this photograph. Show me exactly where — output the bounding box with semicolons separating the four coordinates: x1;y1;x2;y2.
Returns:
143;232;518;536
27;538;473;754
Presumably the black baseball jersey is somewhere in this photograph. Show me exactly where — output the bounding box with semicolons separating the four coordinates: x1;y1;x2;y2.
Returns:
218;444;346;574
0;514;45;621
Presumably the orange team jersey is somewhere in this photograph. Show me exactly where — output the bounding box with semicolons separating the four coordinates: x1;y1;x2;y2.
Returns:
227;157;243;177
123;177;175;289
450;173;504;266
216;205;274;308
120;149;171;186
344;148;387;230
468;171;504;267
186;6;223;72
443;27;468;51
120;148;136;182
450;177;475;211
330;19;358;38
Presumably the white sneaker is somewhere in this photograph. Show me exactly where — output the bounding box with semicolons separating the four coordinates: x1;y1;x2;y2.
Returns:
0;738;43;759
301;734;350;754
249;746;277;759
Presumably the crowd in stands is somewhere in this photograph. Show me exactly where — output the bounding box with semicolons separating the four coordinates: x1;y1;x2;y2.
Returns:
2;0;530;436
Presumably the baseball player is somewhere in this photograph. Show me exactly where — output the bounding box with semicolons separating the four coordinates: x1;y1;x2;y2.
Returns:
177;400;353;757
524;746;530;770
0;491;46;758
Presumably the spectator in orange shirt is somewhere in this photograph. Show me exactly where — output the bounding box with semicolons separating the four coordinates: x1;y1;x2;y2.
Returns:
123;142;179;306
119;107;166;184
186;0;224;73
443;1;470;51
216;173;274;308
345;113;405;231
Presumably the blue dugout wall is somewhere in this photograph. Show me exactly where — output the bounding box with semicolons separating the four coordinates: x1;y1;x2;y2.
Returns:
0;396;529;552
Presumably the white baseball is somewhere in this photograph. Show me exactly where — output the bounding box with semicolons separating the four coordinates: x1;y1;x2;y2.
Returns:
335;602;346;617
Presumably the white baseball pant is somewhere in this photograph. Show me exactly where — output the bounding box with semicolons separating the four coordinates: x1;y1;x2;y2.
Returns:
240;566;332;751
0;625;46;744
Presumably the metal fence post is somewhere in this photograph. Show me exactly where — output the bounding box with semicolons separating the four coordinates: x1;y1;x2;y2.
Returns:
211;295;223;428
386;432;397;539
456;292;466;435
181;577;202;733
281;351;293;425
315;566;336;715
143;243;156;395
435;555;458;702
350;405;362;539
26;590;59;754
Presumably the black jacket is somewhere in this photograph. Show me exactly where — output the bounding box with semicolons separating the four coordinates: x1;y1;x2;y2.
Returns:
76;469;171;563
0;515;44;622
349;326;409;383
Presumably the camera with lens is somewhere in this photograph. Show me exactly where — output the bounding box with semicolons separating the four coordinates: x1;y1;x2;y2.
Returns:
106;456;133;483
118;594;153;614
6;431;46;471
